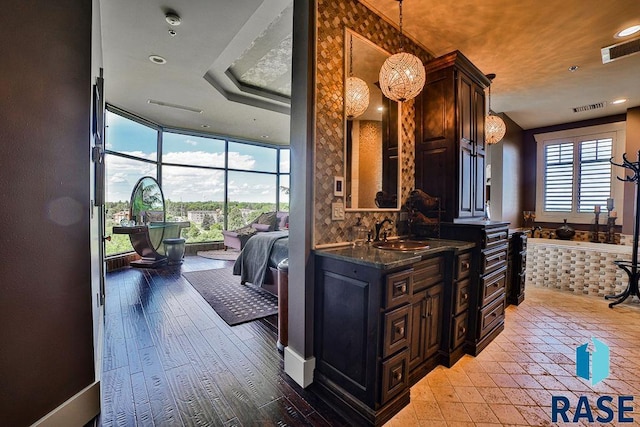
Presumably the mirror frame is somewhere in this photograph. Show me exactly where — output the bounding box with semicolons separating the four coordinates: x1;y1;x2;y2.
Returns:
343;28;402;212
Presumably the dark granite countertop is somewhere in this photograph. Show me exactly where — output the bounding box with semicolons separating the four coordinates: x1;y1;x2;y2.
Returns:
314;239;476;270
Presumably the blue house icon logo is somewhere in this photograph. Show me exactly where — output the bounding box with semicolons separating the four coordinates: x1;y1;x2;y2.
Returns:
576;338;610;385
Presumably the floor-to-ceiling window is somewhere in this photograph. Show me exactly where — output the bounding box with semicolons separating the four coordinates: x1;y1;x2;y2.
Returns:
104;106;290;256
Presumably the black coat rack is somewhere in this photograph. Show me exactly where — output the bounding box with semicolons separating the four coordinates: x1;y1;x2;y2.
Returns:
606;151;640;307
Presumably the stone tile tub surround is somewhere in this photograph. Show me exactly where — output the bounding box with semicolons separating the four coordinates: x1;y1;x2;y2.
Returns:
530;226;622;244
526;237;640;304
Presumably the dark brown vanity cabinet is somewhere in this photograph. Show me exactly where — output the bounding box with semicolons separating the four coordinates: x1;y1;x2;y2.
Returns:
507;230;527;305
313;253;450;425
441;221;509;355
415;51;491;222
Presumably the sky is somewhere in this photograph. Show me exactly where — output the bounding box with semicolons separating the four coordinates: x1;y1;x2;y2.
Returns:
105;112;290;203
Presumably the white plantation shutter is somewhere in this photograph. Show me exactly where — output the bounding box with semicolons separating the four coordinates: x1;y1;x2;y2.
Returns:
544;143;574;212
535;123;624;223
578;138;612;212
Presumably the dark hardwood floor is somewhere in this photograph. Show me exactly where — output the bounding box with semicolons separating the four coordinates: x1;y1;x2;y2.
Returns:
99;255;349;427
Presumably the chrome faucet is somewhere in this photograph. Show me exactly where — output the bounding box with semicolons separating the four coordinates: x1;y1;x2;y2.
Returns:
374;218;393;241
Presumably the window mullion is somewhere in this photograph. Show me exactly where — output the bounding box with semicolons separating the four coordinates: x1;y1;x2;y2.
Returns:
572;138;580;214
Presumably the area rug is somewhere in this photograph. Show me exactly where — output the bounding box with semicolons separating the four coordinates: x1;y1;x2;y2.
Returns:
182;267;277;326
197;249;240;261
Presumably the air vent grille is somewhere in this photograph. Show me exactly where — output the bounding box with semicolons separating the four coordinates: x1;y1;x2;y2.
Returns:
601;37;640;63
572;102;606;113
147;99;203;114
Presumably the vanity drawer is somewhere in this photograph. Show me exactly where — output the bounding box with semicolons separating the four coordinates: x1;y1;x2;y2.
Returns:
412;256;444;292
480;265;507;307
457;251;472;279
385;269;412;309
380;348;409;404
382;305;411;359
484;227;508;249
481;245;508;274
478;292;505;339
452;312;468;349
454;277;470;315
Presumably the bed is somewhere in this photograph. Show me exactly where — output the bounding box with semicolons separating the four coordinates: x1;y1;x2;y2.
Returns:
232;230;289;295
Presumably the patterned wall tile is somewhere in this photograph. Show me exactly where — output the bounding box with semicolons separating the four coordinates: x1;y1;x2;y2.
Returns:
525;240;635;300
314;0;433;246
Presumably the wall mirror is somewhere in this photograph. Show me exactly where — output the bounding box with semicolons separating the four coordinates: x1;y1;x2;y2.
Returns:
130;176;166;226
344;29;401;211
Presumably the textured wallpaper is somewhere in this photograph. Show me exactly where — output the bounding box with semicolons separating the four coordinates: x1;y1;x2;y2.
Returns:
314;0;433;246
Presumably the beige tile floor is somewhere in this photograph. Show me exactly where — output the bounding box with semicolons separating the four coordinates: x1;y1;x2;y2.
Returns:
386;287;640;426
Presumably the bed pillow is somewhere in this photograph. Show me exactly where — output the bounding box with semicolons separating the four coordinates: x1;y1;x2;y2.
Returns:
276;212;289;230
251;223;271;232
233;224;257;237
254;211;277;231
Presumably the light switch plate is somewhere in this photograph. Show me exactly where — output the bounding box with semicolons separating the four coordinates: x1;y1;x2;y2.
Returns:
332;202;345;221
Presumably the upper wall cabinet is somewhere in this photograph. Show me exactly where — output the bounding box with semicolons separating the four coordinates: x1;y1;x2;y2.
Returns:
415;51;490;222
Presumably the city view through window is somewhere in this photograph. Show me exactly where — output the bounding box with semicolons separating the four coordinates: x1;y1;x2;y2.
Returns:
104;108;290;256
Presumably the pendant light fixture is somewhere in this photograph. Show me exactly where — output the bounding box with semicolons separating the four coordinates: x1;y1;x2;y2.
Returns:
379;0;425;102
345;34;370;119
485;73;506;145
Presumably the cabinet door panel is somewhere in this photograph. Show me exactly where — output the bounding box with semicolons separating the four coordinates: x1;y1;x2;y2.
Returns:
459;144;473;216
425;283;444;358
419;68;454;144
474;149;486;215
458;74;473;145
320;271;371;387
474;85;486;152
409;290;427;371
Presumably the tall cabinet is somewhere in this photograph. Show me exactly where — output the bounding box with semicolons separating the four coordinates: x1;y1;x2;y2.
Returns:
415;50;491;222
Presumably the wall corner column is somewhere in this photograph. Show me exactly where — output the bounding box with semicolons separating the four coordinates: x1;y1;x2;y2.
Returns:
285;0;317;387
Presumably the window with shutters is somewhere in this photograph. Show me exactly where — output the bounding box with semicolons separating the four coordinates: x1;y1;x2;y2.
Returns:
535;123;626;224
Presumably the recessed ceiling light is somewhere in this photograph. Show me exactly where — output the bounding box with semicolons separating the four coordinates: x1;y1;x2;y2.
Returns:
377;106;384;111
201;124;210;128
261;135;270;139
616;25;640;38
149;55;167;65
568;65;579;72
165;12;181;26
611;98;628;105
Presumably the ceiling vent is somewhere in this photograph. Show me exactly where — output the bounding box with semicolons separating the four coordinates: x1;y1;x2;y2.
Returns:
601;36;640;63
148;99;203;114
572;101;606;113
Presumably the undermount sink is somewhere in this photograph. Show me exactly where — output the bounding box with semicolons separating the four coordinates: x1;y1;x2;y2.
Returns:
372;239;430;251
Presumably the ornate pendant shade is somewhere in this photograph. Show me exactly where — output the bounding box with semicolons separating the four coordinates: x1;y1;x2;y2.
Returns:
345;33;370;119
378;0;425;103
485;73;506;145
486;114;507;145
379;52;425;102
345;76;370;119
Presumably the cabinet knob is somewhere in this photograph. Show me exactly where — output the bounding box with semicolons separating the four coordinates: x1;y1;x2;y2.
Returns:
462;293;468;301
393;371;403;381
461;261;470;270
397;283;407;294
395;326;405;336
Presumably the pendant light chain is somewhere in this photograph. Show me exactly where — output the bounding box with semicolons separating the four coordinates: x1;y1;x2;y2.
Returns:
398;0;404;52
488;84;492;112
349;34;354;76
378;0;425;102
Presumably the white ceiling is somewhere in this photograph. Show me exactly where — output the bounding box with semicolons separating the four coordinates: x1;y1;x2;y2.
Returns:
101;0;640;146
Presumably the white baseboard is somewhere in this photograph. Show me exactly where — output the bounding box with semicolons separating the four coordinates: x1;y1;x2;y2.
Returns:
284;347;315;388
32;381;100;427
